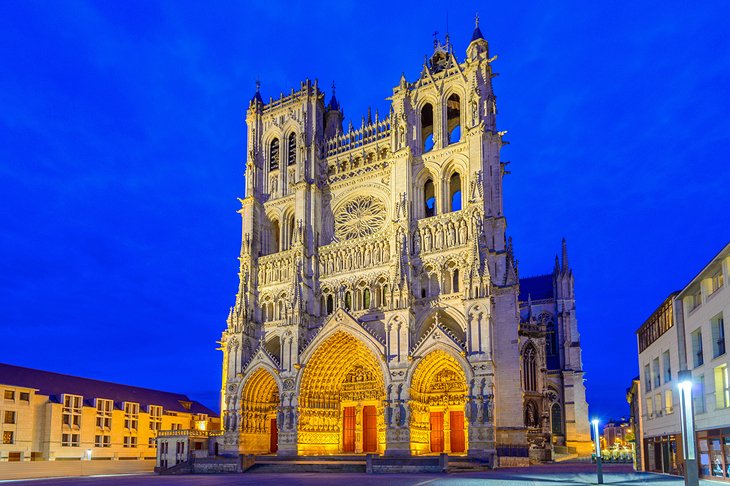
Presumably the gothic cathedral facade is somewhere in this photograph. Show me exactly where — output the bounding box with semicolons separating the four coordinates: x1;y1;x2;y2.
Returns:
219;24;591;462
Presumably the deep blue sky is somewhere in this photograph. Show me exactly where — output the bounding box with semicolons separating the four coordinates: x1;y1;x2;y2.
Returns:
1;1;728;421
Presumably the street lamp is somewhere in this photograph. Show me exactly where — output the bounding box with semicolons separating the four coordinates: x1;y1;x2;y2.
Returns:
592;418;603;484
678;370;699;486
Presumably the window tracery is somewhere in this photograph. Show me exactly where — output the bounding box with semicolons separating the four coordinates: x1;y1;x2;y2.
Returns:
333;196;386;241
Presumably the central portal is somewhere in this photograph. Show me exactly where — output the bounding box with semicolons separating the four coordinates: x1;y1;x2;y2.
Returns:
298;331;385;455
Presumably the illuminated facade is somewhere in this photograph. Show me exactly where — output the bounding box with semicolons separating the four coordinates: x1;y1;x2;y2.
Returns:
0;364;217;462
219;21;591;462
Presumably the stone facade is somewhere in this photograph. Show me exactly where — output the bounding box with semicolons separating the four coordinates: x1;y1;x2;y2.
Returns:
219;22;591;461
0;364;218;462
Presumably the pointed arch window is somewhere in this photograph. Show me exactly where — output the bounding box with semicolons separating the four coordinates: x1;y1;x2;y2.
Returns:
424;179;436;218
551;402;563;435
287;133;296;166
421;103;434;153
269;138;280;171
326;295;334;315
271;219;281;254
452;269;460;293
446;94;461;144
345;291;352;311
449;172;462;212
522;343;538;392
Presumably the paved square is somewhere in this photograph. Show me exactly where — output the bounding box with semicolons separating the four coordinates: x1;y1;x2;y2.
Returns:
0;464;718;486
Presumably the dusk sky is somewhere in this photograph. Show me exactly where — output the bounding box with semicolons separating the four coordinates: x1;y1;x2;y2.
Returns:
1;1;728;422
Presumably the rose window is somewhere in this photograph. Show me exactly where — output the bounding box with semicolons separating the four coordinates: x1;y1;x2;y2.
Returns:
334;196;386;241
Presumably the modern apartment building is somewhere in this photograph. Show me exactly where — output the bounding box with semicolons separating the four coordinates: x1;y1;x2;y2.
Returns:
635;242;730;480
0;364;218;462
675;243;730;480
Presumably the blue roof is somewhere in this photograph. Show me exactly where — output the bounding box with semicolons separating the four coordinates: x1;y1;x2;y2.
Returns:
470;25;485;43
0;363;217;416
519;274;554;302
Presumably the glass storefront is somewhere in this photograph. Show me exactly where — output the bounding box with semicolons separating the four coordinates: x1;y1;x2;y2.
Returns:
643;434;682;474
697;429;730;480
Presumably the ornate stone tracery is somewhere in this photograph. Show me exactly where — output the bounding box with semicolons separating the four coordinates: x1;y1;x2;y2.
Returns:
333;195;387;241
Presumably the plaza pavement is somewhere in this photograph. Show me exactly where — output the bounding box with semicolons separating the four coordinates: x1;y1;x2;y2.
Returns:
0;463;721;485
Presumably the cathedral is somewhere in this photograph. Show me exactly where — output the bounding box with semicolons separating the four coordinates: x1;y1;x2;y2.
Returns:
218;21;591;463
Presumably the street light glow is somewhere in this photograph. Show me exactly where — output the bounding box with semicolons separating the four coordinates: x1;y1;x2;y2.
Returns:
591;418;599;426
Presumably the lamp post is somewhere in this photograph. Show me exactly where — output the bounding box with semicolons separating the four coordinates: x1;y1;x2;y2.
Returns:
678;370;699;486
592;419;603;484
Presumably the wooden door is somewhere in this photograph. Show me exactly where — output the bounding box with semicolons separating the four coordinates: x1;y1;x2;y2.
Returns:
363;405;377;453
343;406;356;452
430;412;444;453
269;418;278;453
449;411;465;453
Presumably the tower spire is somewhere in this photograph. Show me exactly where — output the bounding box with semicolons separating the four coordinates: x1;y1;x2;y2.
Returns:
561;237;569;271
470;12;485;43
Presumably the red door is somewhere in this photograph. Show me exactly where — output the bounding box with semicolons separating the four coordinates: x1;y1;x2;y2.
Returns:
430;412;444;453
450;411;465;453
270;418;278;453
363;406;377;453
343;406;356;452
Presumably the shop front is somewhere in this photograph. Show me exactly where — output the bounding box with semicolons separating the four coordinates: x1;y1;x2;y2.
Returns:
697;428;730;480
643;434;683;475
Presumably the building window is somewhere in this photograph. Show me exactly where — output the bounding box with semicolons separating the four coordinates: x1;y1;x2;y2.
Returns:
3;431;13;444
4;390;15;400
710;270;725;295
149;437;157;448
448;172;462;212
424;179;436;218
653;357;661;388
94;435;111;448
149;405;163;432
96;398;113;430
695;375;706;413
62;394;83;428
693;329;705;368
421;103;434;153
522;343;538;392
690;288;702;311
663;350;672;383
550;403;562;435
647;397;654;418
655;393;661;415
712;314;726;359
62;433;80;447
4;410;16;424
665;390;673;414
19;392;29;401
644;364;652;392
124;402;139;430
446;93;461;144
123;436;138;448
269;138;280;171
287;132;296;166
715;365;730;410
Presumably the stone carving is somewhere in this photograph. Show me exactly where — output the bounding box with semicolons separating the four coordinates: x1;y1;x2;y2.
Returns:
334;195;387;241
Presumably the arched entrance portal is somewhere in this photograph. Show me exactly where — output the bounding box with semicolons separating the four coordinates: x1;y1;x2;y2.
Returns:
240;368;279;454
298;331;386;455
410;350;468;455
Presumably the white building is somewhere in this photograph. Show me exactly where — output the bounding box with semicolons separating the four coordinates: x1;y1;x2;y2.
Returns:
635;242;730;480
675;242;730;480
